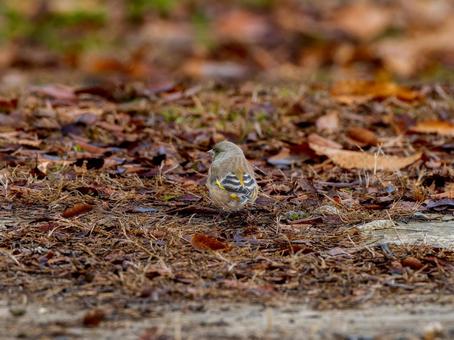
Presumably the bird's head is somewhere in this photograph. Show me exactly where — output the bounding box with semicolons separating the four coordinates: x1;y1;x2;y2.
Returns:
208;140;243;159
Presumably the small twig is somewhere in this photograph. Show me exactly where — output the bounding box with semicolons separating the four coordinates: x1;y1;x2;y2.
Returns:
0;249;22;267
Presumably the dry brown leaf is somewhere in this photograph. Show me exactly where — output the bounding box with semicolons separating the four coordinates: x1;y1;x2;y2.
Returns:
308;133;342;149
267;148;303;167
316;111;339;133
331;2;391;41
331;80;421;102
0;132;42;147
191;234;230;251
309;142;421;171
375;20;454;76
215;9;268;43
409;120;454;136
62;203;93;218
32;85;76;101
347;127;379;146
140;20;194;48
83;309;106;327
401;257;424;270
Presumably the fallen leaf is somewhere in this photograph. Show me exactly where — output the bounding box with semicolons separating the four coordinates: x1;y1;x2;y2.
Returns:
83;309;105;327
191;233;230;251
73;140;107;155
330;2;391;41
375;20;454;76
309;141;421;171
424;198;454;210
347;127;379;146
307;133;342;149
140;20;194;49
389;260;403;274
0;97;18;111
409;120;454;136
215;10;269;43
32;85;76;101
74;85;116;101
326;247;351;257
267;143;316;167
62;203;93;218
316;111;339;133
144;264;172;280
401;257;424;270
331;80;421;102
267;148;303;167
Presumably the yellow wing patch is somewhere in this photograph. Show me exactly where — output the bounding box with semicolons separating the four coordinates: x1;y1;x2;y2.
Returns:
229;193;239;201
215;179;225;190
236;170;244;186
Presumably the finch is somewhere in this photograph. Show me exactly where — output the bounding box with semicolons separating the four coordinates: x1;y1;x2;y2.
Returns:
207;140;258;211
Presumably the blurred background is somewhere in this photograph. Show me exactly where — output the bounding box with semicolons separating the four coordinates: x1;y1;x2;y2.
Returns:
1;0;454;85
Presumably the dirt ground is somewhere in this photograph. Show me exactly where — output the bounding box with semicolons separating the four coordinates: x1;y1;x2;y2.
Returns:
2;299;454;339
2;1;454;339
1;80;453;339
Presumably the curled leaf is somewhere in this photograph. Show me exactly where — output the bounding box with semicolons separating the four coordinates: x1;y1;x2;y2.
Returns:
191;233;230;251
62;203;93;218
401;257;423;270
83;309;105;327
347;127;379;146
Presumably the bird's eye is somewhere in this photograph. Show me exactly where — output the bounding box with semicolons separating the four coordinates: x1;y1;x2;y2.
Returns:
209;148;220;157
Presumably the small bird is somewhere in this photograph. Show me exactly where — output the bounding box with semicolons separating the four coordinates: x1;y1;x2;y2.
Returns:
207;140;258;211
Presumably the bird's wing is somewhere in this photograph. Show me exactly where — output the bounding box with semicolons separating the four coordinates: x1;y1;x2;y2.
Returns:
216;172;256;197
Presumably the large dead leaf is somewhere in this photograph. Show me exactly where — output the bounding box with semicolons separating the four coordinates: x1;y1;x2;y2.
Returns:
331;80;421;103
309;142;421;171
410;120;454;136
